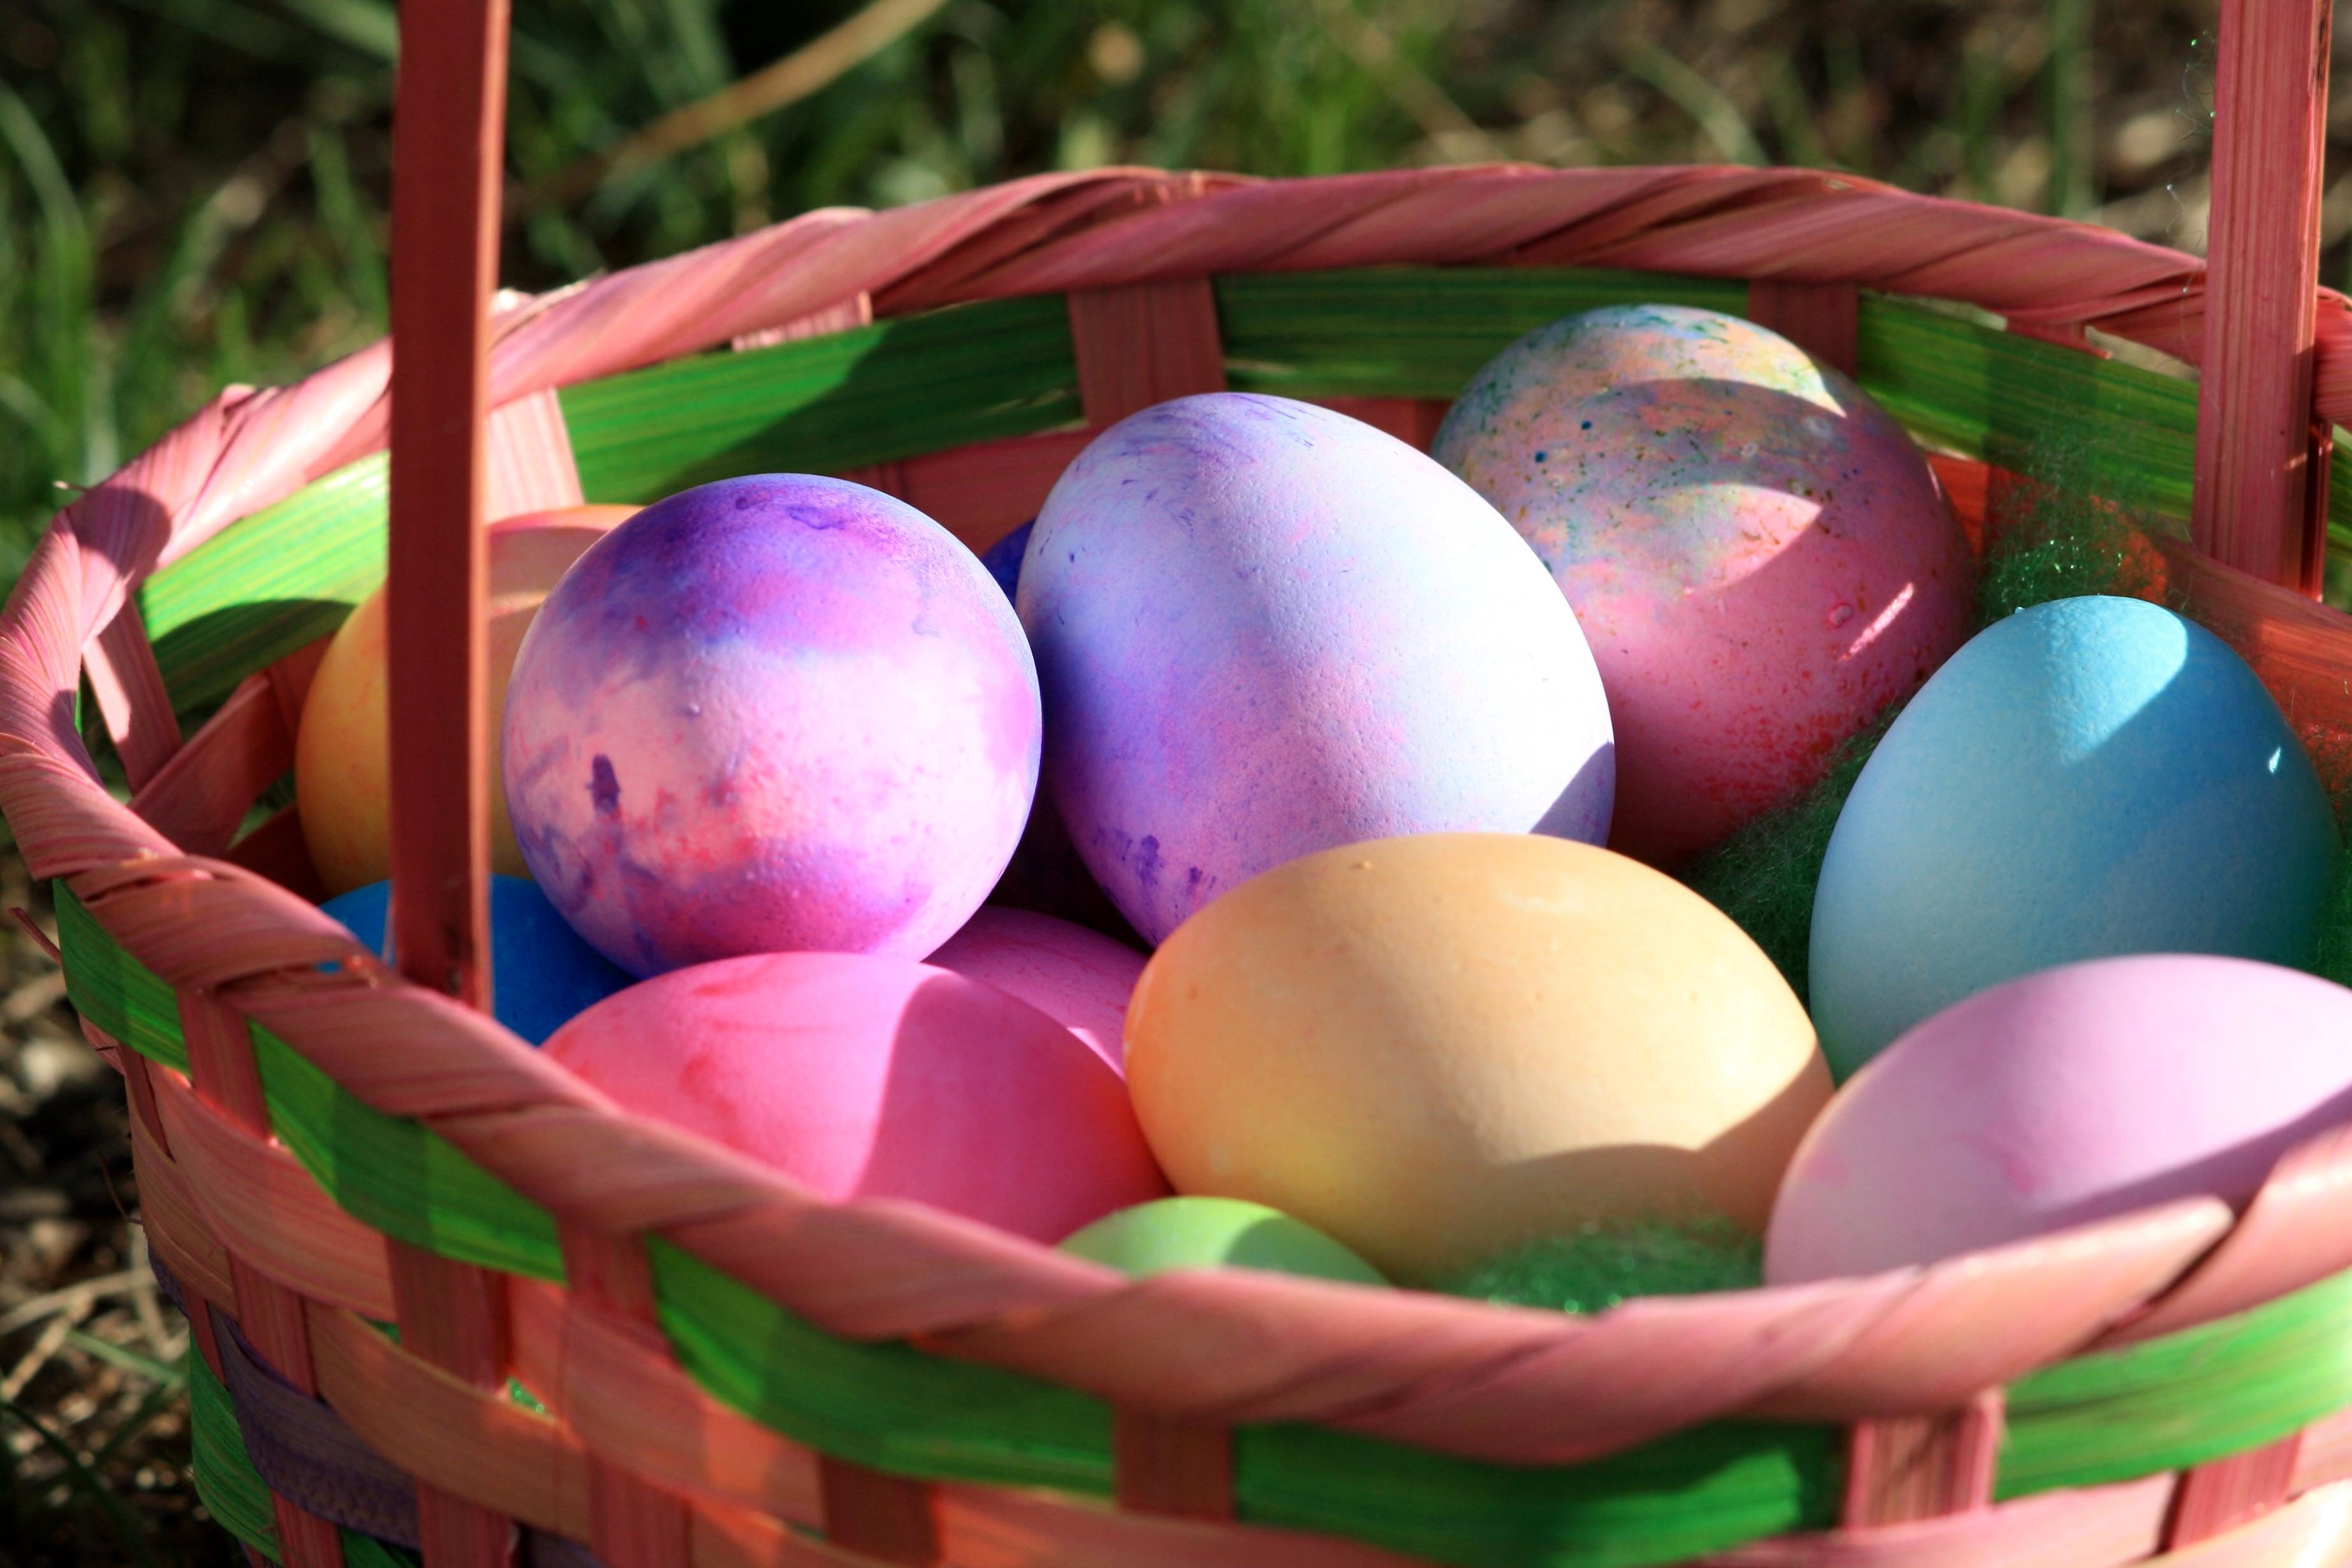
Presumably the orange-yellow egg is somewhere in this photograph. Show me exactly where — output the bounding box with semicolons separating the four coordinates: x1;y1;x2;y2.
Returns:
296;505;635;894
1123;834;1832;1283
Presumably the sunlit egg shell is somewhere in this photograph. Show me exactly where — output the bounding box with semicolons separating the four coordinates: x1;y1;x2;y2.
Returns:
1769;955;2352;1282
1809;594;2338;1077
545;951;1169;1241
1434;304;1972;866
1124;832;1830;1283
297;504;636;894
1060;1195;1386;1283
502;475;1041;976
926;905;1144;1071
1020;392;1614;944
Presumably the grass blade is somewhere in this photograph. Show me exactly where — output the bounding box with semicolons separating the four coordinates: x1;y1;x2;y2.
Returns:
0;1390;162;1568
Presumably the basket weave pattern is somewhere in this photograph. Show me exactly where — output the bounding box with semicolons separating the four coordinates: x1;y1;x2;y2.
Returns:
13;166;2352;1567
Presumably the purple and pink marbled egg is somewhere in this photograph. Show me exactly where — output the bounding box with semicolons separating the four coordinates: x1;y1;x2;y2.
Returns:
502;474;1041;976
1018;392;1614;944
1433;305;1973;867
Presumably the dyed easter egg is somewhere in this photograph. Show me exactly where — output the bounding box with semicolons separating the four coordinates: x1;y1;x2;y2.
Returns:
1810;595;2338;1077
297;506;635;894
1768;955;2352;1283
544;951;1167;1240
1433;305;1972;867
1020;393;1614;944
1061;1197;1386;1284
503;476;1042;976
979;520;1032;600
926;906;1144;1071
1124;834;1832;1283
320;874;631;1046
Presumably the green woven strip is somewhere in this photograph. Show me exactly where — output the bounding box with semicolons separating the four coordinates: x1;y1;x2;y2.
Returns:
2000;1263;2352;1496
54;875;2352;1564
1853;299;2195;524
1234;1422;1835;1568
53;882;185;1071
647;1238;1113;1493
53;883;564;1283
250;1027;564;1283
138;452;386;717
1215;268;1749;401
187;1346;424;1567
647;1237;1834;1568
188;1341;280;1558
560;294;1083;505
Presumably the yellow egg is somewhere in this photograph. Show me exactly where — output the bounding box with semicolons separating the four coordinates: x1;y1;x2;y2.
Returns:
296;506;634;894
1123;833;1832;1283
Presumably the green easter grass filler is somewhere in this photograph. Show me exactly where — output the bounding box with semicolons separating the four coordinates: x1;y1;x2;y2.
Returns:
1444;1216;1763;1315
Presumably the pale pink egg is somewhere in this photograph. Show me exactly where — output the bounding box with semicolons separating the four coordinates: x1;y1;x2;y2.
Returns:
927;907;1146;1072
1767;955;2352;1283
545;952;1169;1242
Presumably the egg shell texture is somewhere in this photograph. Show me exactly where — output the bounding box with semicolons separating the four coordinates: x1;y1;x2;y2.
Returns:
503;475;1042;976
1123;833;1832;1283
1769;955;2352;1283
1432;305;1972;867
1809;594;2340;1076
298;508;632;894
1059;1196;1388;1283
925;906;1145;1072
544;951;1169;1241
1020;393;1615;944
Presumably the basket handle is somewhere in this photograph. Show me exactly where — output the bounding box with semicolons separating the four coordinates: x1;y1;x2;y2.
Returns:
2193;0;2335;597
385;0;509;1013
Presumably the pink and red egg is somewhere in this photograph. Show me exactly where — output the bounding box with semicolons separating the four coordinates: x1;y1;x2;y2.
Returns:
927;906;1146;1072
544;951;1169;1241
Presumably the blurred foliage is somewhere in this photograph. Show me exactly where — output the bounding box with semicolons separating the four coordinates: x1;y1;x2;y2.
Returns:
0;0;2252;571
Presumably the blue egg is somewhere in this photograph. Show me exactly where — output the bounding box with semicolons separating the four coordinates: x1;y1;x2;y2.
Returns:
980;520;1032;601
319;875;632;1045
1809;595;2339;1078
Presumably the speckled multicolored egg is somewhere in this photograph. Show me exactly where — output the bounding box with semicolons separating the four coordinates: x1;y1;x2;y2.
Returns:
1810;595;2339;1077
297;506;635;894
546;952;1166;1239
503;476;1041;976
926;906;1144;1072
1769;955;2352;1283
1124;834;1832;1283
1433;305;1972;867
1020;393;1614;944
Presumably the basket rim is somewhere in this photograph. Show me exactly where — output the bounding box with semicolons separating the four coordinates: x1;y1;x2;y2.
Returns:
11;160;2352;1469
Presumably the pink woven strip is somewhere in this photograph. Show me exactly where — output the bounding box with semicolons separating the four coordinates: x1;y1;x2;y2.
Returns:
1700;1476;2172;1567
85;601;181;789
43;166;2351;669
485;388;587;520
2151;1478;2352;1565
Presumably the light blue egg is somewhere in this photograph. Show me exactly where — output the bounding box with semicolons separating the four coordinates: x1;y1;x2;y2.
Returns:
320;875;632;1045
1809;595;2339;1078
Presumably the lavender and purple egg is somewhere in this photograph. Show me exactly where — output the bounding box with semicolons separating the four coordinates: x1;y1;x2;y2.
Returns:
501;474;1041;977
1016;392;1616;944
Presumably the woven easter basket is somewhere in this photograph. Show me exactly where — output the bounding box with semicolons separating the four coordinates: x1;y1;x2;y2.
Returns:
17;4;2352;1567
